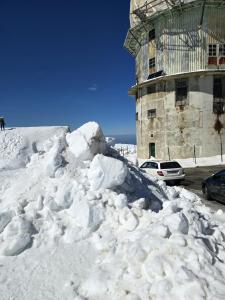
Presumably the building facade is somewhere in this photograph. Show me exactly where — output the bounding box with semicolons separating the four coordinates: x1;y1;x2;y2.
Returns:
124;0;225;160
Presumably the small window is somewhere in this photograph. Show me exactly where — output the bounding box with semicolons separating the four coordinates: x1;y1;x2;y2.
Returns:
219;44;225;56
149;58;156;75
175;80;188;106
147;85;156;94
136;112;138;120
214;78;223;98
148;109;156;119
213;77;225;114
209;44;217;57
149;58;156;68
149;29;155;41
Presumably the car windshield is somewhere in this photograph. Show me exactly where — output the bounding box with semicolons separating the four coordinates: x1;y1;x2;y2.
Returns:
160;162;181;169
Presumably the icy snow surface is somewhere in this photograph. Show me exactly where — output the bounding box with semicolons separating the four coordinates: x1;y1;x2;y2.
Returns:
0;124;225;299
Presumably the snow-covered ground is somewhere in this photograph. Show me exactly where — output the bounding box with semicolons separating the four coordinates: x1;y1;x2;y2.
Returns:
1;123;225;299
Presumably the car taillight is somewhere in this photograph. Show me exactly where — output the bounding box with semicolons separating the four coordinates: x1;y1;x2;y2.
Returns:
157;171;164;176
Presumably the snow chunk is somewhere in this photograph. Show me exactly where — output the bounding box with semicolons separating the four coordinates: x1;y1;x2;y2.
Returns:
88;154;128;190
66;122;106;161
68;199;104;231
0;216;33;256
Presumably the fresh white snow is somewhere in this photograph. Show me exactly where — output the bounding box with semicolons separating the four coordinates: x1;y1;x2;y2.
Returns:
0;124;225;299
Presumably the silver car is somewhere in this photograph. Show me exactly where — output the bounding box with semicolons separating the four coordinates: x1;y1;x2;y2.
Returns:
140;160;185;183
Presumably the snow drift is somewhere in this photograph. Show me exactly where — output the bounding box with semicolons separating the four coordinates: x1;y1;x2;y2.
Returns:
0;122;225;299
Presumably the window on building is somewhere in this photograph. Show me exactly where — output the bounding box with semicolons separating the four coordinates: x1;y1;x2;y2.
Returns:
136;112;138;120
147;109;156;119
219;44;225;56
149;58;156;69
149;58;156;74
209;44;217;56
219;44;225;64
208;44;225;65
149;29;155;41
175;80;188;106
147;85;156;94
208;44;217;65
213;77;225;114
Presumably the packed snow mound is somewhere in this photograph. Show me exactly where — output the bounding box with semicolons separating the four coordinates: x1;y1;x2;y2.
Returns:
66;122;106;161
88;154;128;190
1;122;225;299
0;126;69;170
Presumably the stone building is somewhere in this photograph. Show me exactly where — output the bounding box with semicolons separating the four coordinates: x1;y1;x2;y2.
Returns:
124;0;225;160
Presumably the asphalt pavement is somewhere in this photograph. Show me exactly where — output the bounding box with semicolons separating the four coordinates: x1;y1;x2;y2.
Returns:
180;165;225;212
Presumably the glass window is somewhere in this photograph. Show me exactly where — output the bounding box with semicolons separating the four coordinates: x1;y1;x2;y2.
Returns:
140;162;148;168
149;29;155;41
214;78;223;98
175;80;188;105
147;109;156;119
136;112;138;120
219;44;225;56
208;44;217;56
149;58;155;68
160;162;182;169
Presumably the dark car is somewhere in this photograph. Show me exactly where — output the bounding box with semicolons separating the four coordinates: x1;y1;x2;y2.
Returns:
202;169;225;202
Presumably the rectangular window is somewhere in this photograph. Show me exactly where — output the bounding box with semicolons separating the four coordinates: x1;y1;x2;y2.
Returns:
149;29;155;41
136;112;138;120
149;58;155;68
147;109;156;119
219;44;225;56
208;44;225;65
209;44;217;56
175;80;188;106
213;77;225;114
149;57;156;75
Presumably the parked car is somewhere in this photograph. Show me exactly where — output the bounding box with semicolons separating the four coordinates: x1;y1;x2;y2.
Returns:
202;169;225;202
140;160;185;183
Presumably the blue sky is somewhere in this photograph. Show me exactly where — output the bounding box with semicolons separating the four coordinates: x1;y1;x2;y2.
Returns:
0;0;135;135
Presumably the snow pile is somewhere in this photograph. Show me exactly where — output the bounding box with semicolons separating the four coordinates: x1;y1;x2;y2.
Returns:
0;126;69;170
66;122;106;160
0;123;225;299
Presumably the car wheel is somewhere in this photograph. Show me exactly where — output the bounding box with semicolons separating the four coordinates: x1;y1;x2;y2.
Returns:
203;185;211;200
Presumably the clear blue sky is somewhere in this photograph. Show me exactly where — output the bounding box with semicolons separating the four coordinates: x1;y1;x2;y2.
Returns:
0;0;135;135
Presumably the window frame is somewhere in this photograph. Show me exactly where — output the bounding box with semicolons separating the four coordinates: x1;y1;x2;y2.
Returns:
213;77;225;114
149;58;156;69
175;79;188;106
147;109;156;119
149;29;155;42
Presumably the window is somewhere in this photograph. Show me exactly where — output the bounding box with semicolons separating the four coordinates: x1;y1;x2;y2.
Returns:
149;29;155;41
160;162;181;169
147;85;156;94
136;112;138;120
175;80;188;106
148;109;156;119
219;44;225;64
208;44;225;65
149;58;156;75
209;44;217;56
219;44;225;56
213;77;225;114
149;58;155;69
